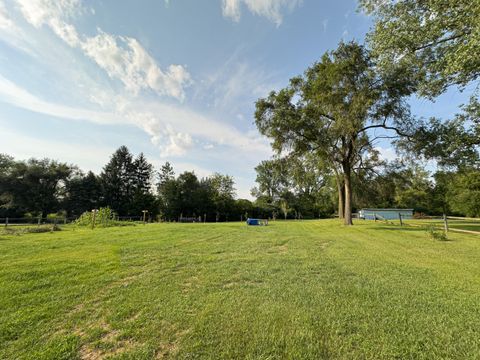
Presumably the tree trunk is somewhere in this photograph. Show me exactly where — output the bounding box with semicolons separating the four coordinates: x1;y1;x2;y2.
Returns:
335;174;345;219
343;165;353;226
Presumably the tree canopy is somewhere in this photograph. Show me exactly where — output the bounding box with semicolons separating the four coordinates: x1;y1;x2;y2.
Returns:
361;0;480;98
255;41;412;224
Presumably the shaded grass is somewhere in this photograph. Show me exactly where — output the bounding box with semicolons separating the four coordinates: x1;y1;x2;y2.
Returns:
399;218;480;233
1;220;480;359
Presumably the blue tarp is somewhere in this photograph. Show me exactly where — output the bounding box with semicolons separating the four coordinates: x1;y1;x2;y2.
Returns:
246;218;260;226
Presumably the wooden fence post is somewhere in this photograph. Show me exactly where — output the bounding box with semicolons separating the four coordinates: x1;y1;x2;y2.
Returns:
5;217;8;228
399;213;403;226
443;214;449;233
91;209;97;230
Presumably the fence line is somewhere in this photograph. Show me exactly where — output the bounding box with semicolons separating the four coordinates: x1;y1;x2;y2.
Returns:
1;215;144;227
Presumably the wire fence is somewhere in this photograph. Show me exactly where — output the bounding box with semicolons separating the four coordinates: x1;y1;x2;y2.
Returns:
372;214;480;235
0;215;145;227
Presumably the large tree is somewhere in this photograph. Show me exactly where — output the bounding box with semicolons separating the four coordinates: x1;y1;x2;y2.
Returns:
255;42;412;225
0;158;74;217
361;0;480;98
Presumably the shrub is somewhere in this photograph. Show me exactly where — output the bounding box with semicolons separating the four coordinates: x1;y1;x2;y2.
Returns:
74;207;134;228
47;211;66;220
1;225;61;235
426;225;448;241
413;212;428;219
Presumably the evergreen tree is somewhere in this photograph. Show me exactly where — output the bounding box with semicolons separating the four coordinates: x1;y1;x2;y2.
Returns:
131;153;158;218
100;146;135;215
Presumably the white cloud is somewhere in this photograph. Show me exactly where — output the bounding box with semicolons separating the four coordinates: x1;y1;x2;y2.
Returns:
15;0;81;27
81;32;191;99
0;74;118;125
0;0;273;193
13;0;191;100
375;146;397;162
0;124;113;173
222;0;302;26
196;57;280;118
0;73;270;158
0;1;15;30
0;1;36;54
222;0;242;22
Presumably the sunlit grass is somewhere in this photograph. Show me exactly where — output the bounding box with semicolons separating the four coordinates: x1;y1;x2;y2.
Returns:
1;220;479;359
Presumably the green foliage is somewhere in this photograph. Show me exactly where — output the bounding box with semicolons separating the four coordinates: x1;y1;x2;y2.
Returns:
157;162;244;222
1;224;61;235
0;157;75;217
100;147;158;217
64;171;102;217
361;0;480;98
426;225;448;241
74;207;118;228
252;155;333;219
255;41;413;224
447;171;480;217
398;98;480;169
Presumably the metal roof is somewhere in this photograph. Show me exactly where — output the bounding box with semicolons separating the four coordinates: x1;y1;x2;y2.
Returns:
360;208;414;211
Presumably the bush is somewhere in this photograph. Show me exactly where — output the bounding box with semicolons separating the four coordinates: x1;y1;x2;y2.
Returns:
1;225;61;235
47;211;66;220
413;212;428;219
74;207;134;228
426;225;448;241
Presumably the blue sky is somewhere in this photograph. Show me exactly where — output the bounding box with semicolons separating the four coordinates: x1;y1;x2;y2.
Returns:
0;0;470;198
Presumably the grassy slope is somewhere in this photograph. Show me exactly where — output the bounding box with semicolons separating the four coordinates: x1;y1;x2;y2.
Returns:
1;220;479;359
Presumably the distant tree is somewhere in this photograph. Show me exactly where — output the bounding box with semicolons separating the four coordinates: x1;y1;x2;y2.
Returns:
130;153;158;217
0;154;16;216
252;154;334;219
251;158;289;204
361;0;480;98
100;146;135;215
255;42;412;225
64;171;102;216
133;153;153;194
208;173;236;222
177;172;201;218
0;158;74;217
447;170;480;217
157;162;180;220
234;199;254;220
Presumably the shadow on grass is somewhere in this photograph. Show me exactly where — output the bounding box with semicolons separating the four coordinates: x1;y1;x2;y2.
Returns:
368;225;425;232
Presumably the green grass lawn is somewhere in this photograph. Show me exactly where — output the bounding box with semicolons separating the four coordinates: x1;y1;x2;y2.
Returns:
1;220;480;359
403;218;480;233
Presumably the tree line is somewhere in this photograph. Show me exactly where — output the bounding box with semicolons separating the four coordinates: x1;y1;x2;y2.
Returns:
252;0;479;224
0;146;273;221
251;155;480;219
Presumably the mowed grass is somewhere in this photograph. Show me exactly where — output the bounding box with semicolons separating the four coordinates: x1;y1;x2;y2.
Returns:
1;221;480;359
403;218;480;233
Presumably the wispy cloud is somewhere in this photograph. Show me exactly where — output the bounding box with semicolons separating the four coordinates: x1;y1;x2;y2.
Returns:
322;19;328;33
221;0;302;26
0;0;273;176
14;0;191;100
